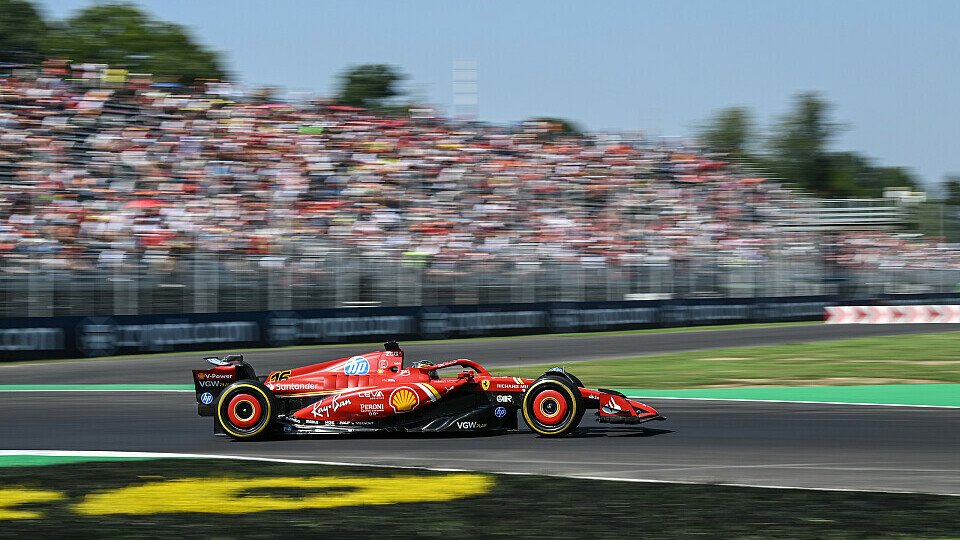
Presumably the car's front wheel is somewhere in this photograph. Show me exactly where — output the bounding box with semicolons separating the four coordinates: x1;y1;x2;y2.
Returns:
215;380;277;440
521;375;585;437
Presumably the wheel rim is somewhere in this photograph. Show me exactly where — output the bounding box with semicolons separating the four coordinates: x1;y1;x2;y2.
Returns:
227;393;262;428
532;389;569;426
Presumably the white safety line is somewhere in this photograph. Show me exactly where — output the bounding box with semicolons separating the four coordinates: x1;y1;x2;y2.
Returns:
0;450;956;497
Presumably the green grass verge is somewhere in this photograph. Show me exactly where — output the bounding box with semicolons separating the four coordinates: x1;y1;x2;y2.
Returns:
0;321;815;367
610;384;960;407
0;455;154;468
496;331;960;389
0;458;957;539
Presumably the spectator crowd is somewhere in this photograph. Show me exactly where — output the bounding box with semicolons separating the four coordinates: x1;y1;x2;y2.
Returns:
1;65;958;313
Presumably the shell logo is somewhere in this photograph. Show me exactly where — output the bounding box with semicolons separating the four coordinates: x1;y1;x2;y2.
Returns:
390;387;419;413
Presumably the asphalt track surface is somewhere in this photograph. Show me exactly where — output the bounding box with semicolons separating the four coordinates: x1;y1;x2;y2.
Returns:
2;323;959;495
4;393;958;495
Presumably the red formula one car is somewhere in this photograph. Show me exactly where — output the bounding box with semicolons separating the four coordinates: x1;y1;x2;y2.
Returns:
192;342;664;439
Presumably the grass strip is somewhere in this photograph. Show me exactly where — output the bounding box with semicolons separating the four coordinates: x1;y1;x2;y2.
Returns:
497;331;960;389
613;383;960;407
7;331;960;405
0;455;156;468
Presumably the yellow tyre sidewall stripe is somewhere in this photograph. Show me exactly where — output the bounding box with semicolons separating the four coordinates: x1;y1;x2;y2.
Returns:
216;383;273;439
522;379;578;436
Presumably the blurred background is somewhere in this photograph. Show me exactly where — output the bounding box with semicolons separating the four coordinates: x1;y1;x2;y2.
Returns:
1;0;959;319
2;6;959;534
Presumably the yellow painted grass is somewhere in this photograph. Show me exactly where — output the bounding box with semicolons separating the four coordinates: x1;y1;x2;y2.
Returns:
74;474;493;516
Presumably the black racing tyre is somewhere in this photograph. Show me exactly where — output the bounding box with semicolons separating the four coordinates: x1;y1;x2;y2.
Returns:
564;371;585;389
215;380;277;440
544;368;584;389
521;375;585;437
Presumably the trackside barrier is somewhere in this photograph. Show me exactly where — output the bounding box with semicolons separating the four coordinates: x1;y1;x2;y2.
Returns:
1;294;958;361
825;305;960;324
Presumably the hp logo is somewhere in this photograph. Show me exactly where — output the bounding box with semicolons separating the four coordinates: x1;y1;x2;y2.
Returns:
344;356;370;375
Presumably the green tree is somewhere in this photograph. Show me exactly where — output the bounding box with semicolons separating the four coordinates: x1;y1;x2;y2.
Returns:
0;0;48;63
697;107;754;157
944;176;960;206
769;92;842;195
826;152;918;197
45;3;224;83
526;117;583;137
336;64;403;108
822;151;865;196
871;166;917;193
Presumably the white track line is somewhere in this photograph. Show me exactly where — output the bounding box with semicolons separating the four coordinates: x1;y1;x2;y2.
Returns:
0;450;956;497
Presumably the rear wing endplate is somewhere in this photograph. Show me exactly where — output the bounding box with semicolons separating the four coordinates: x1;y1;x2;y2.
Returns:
204;354;244;367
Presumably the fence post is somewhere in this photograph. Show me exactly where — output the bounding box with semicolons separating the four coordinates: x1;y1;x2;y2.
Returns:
27;262;52;317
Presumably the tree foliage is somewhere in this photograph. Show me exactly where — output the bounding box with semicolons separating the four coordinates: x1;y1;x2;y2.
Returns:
0;0;48;63
697;107;754;157
44;3;224;83
527;117;583;137
767;92;843;195
944;176;960;206
336;64;403;108
698;92;922;198
828;152;917;197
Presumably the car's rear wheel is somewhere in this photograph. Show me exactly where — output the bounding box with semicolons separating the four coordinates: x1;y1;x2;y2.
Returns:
215;381;277;440
521;375;585;437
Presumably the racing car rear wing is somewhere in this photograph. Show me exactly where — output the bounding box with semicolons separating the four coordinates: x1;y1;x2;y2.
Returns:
204;354;245;367
193;354;257;416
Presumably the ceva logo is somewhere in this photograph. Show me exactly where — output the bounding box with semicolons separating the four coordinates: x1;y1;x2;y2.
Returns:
343;356;370;375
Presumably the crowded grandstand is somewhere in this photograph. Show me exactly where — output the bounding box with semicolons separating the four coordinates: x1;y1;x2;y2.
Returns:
0;63;957;316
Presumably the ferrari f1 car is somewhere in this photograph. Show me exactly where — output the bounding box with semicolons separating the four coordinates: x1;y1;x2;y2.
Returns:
192;342;664;439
